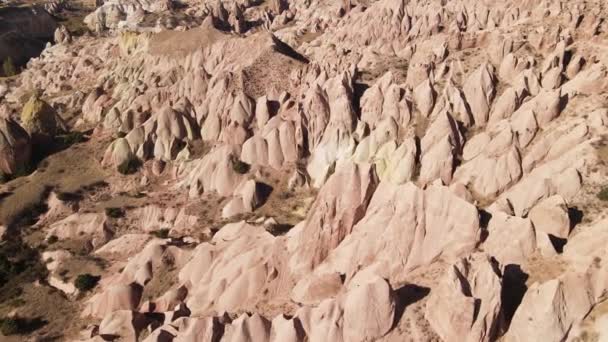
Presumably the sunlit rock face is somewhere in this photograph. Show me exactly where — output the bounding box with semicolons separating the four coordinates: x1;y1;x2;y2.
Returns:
1;0;608;341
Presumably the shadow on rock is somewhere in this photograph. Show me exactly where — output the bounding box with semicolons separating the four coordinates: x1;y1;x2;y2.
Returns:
501;264;529;327
392;284;430;329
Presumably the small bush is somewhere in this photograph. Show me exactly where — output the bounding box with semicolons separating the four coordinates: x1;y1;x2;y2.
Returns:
0;316;46;335
56;192;81;202
47;235;58;244
150;228;170;239
0;163;34;182
56;131;86;147
74;274;100;292
232;159;250;174
0;255;19;285
0;317;20;335
104;207;125;218
0;240;48;288
598;187;608;201
117;159;141;175
2;57;17;77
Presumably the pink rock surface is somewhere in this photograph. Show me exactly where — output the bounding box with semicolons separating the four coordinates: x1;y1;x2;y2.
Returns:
5;0;608;340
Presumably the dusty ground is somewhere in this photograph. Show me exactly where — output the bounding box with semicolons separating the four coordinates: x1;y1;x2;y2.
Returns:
0;132;109;227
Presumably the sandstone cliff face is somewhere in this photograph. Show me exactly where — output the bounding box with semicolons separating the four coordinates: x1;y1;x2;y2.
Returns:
1;0;608;341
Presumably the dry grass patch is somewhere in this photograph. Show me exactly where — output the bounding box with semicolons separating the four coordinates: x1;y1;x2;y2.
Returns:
0;135;109;227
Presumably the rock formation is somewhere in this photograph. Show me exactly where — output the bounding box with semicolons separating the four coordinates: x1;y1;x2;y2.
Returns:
1;0;608;341
0;117;31;179
21;95;66;143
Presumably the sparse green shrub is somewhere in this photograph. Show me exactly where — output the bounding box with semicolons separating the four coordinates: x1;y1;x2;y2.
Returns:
598;187;608;201
104;207;125;218
56;192;81;202
0;161;35;183
0;317;20;335
117;159;141;175
0;254;30;285
12;163;33;179
232;159;250;174
151;228;170;239
0;240;47;288
2;57;17;77
74;274;100;292
56;131;86;147
0;316;46;335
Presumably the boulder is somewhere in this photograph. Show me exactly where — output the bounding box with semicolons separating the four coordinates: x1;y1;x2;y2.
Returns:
0;117;31;179
21;95;66;143
528;195;571;239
